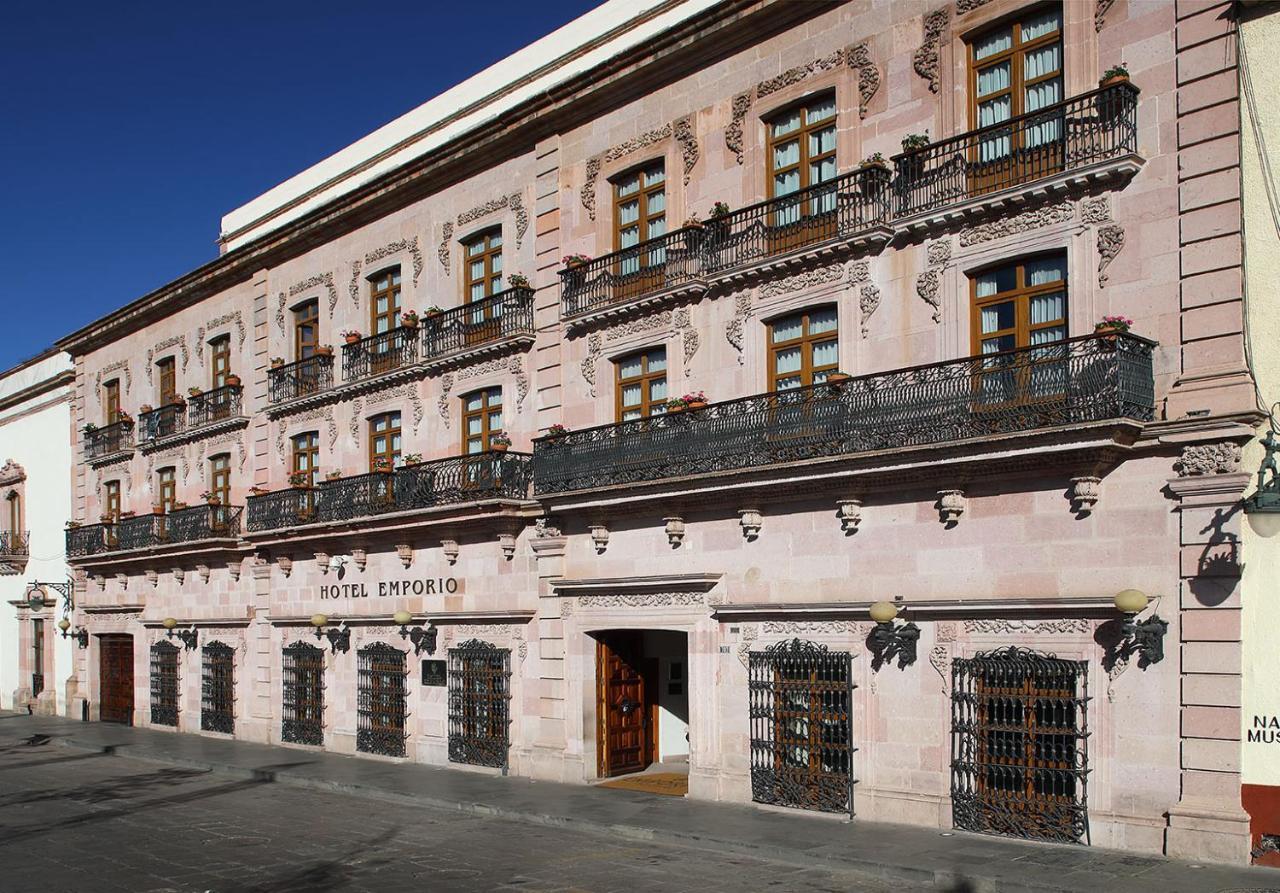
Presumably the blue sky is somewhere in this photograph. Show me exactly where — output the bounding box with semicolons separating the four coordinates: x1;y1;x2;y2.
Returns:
0;0;598;370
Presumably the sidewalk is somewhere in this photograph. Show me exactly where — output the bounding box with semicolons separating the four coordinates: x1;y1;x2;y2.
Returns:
2;712;1276;893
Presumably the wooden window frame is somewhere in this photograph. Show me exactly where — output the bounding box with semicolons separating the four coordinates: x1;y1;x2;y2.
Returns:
768;307;840;391
461;387;503;454
765;93;838;201
104;480;121;522
463;228;504;302
210;335;231;389
966;9;1064;132
291;432;319;487
614;347;668;422
209;453;231;506
293;299;320;361
157;467;176;513
369;267;403;335
612;161;666;253
157;357;177;406
368;411;402;471
103;379;121;424
968;253;1068;356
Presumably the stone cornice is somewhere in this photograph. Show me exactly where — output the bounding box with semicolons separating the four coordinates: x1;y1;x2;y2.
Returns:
711;596;1119;621
56;0;826;358
550;573;722;594
0;368;74;415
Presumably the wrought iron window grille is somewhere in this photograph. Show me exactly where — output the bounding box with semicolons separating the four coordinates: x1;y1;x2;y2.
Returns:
447;640;511;771
150;640;180;727
748;638;856;817
200;641;235;734
282;641;325;746
357;642;408;757
950;646;1090;845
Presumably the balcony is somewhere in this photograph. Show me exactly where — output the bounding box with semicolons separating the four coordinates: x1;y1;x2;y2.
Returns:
0;530;29;573
269;353;335;404
894;81;1140;223
84;419;134;461
188;384;243;427
420;287;535;365
560;167;892;323
245;451;533;533
342;327;419;383
532;332;1156;496
138;402;186;441
65;505;243;559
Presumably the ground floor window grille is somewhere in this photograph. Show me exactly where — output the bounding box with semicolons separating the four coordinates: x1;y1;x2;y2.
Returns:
951;646;1090;844
748;639;854;815
447;640;511;769
282;642;325;746
357;643;407;757
201;641;235;733
150;641;180;727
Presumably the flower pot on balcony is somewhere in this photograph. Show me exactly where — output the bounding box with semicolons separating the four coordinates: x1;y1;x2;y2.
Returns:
401;316;420;329
686;400;708;411
270;358;286;369
225;374;241;388
139;404;154;414
1094;324;1124;349
667;403;686;414
315;346;334;357
120;511;136;519
1101;73;1129;89
344;333;361;344
152;505;165;516
491;443;510;453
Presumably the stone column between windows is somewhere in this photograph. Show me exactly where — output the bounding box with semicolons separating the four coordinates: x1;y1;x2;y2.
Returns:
1166;0;1256;421
251;269;270;490
529;532;569;781
243;556;273;744
1165;463;1251;862
67;568;88;720
532;136;563;434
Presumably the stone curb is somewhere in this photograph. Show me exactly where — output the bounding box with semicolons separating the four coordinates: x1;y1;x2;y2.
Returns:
49;734;1082;893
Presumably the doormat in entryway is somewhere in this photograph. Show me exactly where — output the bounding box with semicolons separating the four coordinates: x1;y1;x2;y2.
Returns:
598;773;689;796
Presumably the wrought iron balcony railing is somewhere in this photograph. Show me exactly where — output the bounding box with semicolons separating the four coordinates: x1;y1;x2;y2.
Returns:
342;328;420;382
894;81;1139;219
0;530;30;557
532;332;1156;495
67;523;112;557
83;420;134;459
269;353;335;404
139;402;185;441
188;384;243;427
421;287;535;360
64;505;244;557
560;167;891;318
245;451;533;533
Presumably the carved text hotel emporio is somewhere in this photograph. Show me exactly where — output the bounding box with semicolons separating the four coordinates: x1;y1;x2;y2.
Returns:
319;577;461;599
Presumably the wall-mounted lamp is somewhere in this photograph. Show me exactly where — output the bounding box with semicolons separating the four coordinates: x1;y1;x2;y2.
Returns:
162;617;199;650
393;610;437;656
57;617;88;649
1113;589;1167;666
868;600;920;669
311;613;350;654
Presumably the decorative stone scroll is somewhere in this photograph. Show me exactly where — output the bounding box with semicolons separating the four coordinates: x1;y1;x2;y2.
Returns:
914;8;950;94
580;158;602;222
761;620;869;635
1095;0;1116;31
509;355;529;411
859;285;881;338
1174;442;1243;477
581;333;603;398
457;193;529;248
916;269;942;324
577;592;706;608
438;222;454;275
675;308;699;374
956;0;994;12
274;406;337;463
926;239;952;267
1096;224;1126;287
929;645;950;693
276;293;287;335
847;43;880;119
758;263;843;299
726;292;752;365
348;260;363;309
1079;195;1112;225
726;93;753;165
959;202;1074;247
604;311;672;342
365;237;424;287
437;373;454;427
673;116;699;185
581;119;696;219
147;446;191;485
0;460;25;486
349;397;363;448
207;310;247;351
284;272;340;320
95;360;132;403
147;335;189;384
963;619;1093;635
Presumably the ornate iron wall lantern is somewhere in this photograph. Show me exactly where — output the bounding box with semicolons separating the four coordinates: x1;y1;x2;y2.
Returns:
868;601;920;669
56;617;88;649
311;614;350;654
393;610;438;656
1113;589;1167;666
1247;416;1280;531
162;617;199;650
25;580;72;612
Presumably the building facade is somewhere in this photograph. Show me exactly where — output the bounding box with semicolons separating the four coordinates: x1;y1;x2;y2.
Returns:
55;0;1270;866
1;350;76;714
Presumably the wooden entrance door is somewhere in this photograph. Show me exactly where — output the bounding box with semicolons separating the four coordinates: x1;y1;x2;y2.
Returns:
596;632;655;777
99;634;134;725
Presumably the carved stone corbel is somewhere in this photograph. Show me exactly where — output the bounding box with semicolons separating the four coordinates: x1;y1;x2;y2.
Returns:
115;573;128;590
314;551;330;575
196;565;210;585
589;524;610;554
171;567;185;586
277;556;293;578
664;516;686;548
836;499;863;534
937;489;966;525
351;548;368;572
441;539;460;565
1069;476;1101;514
94;574;107;591
396;544;413;569
227;560;242;582
498;533;517;561
144;569;158;588
739;508;763;540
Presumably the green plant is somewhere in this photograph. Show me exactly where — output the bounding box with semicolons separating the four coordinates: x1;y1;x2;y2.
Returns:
710;201;731;219
546;424;569;437
1095;315;1134;332
325;470;343;481
562;253;592;266
490;430;512;447
402;452;423;464
507;273;530;289
901;131;931;152
287;471;310;487
1101;62;1129;84
862;152;886;166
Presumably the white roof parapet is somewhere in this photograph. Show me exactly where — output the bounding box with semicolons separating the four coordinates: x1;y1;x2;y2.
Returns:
219;0;718;250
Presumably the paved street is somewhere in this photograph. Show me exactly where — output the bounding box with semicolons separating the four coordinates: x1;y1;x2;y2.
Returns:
0;729;912;893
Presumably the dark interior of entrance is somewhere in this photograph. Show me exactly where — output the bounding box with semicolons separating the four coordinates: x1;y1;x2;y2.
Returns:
594;629;688;780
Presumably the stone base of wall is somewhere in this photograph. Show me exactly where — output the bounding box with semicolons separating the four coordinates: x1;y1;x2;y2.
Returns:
1166;805;1253;863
